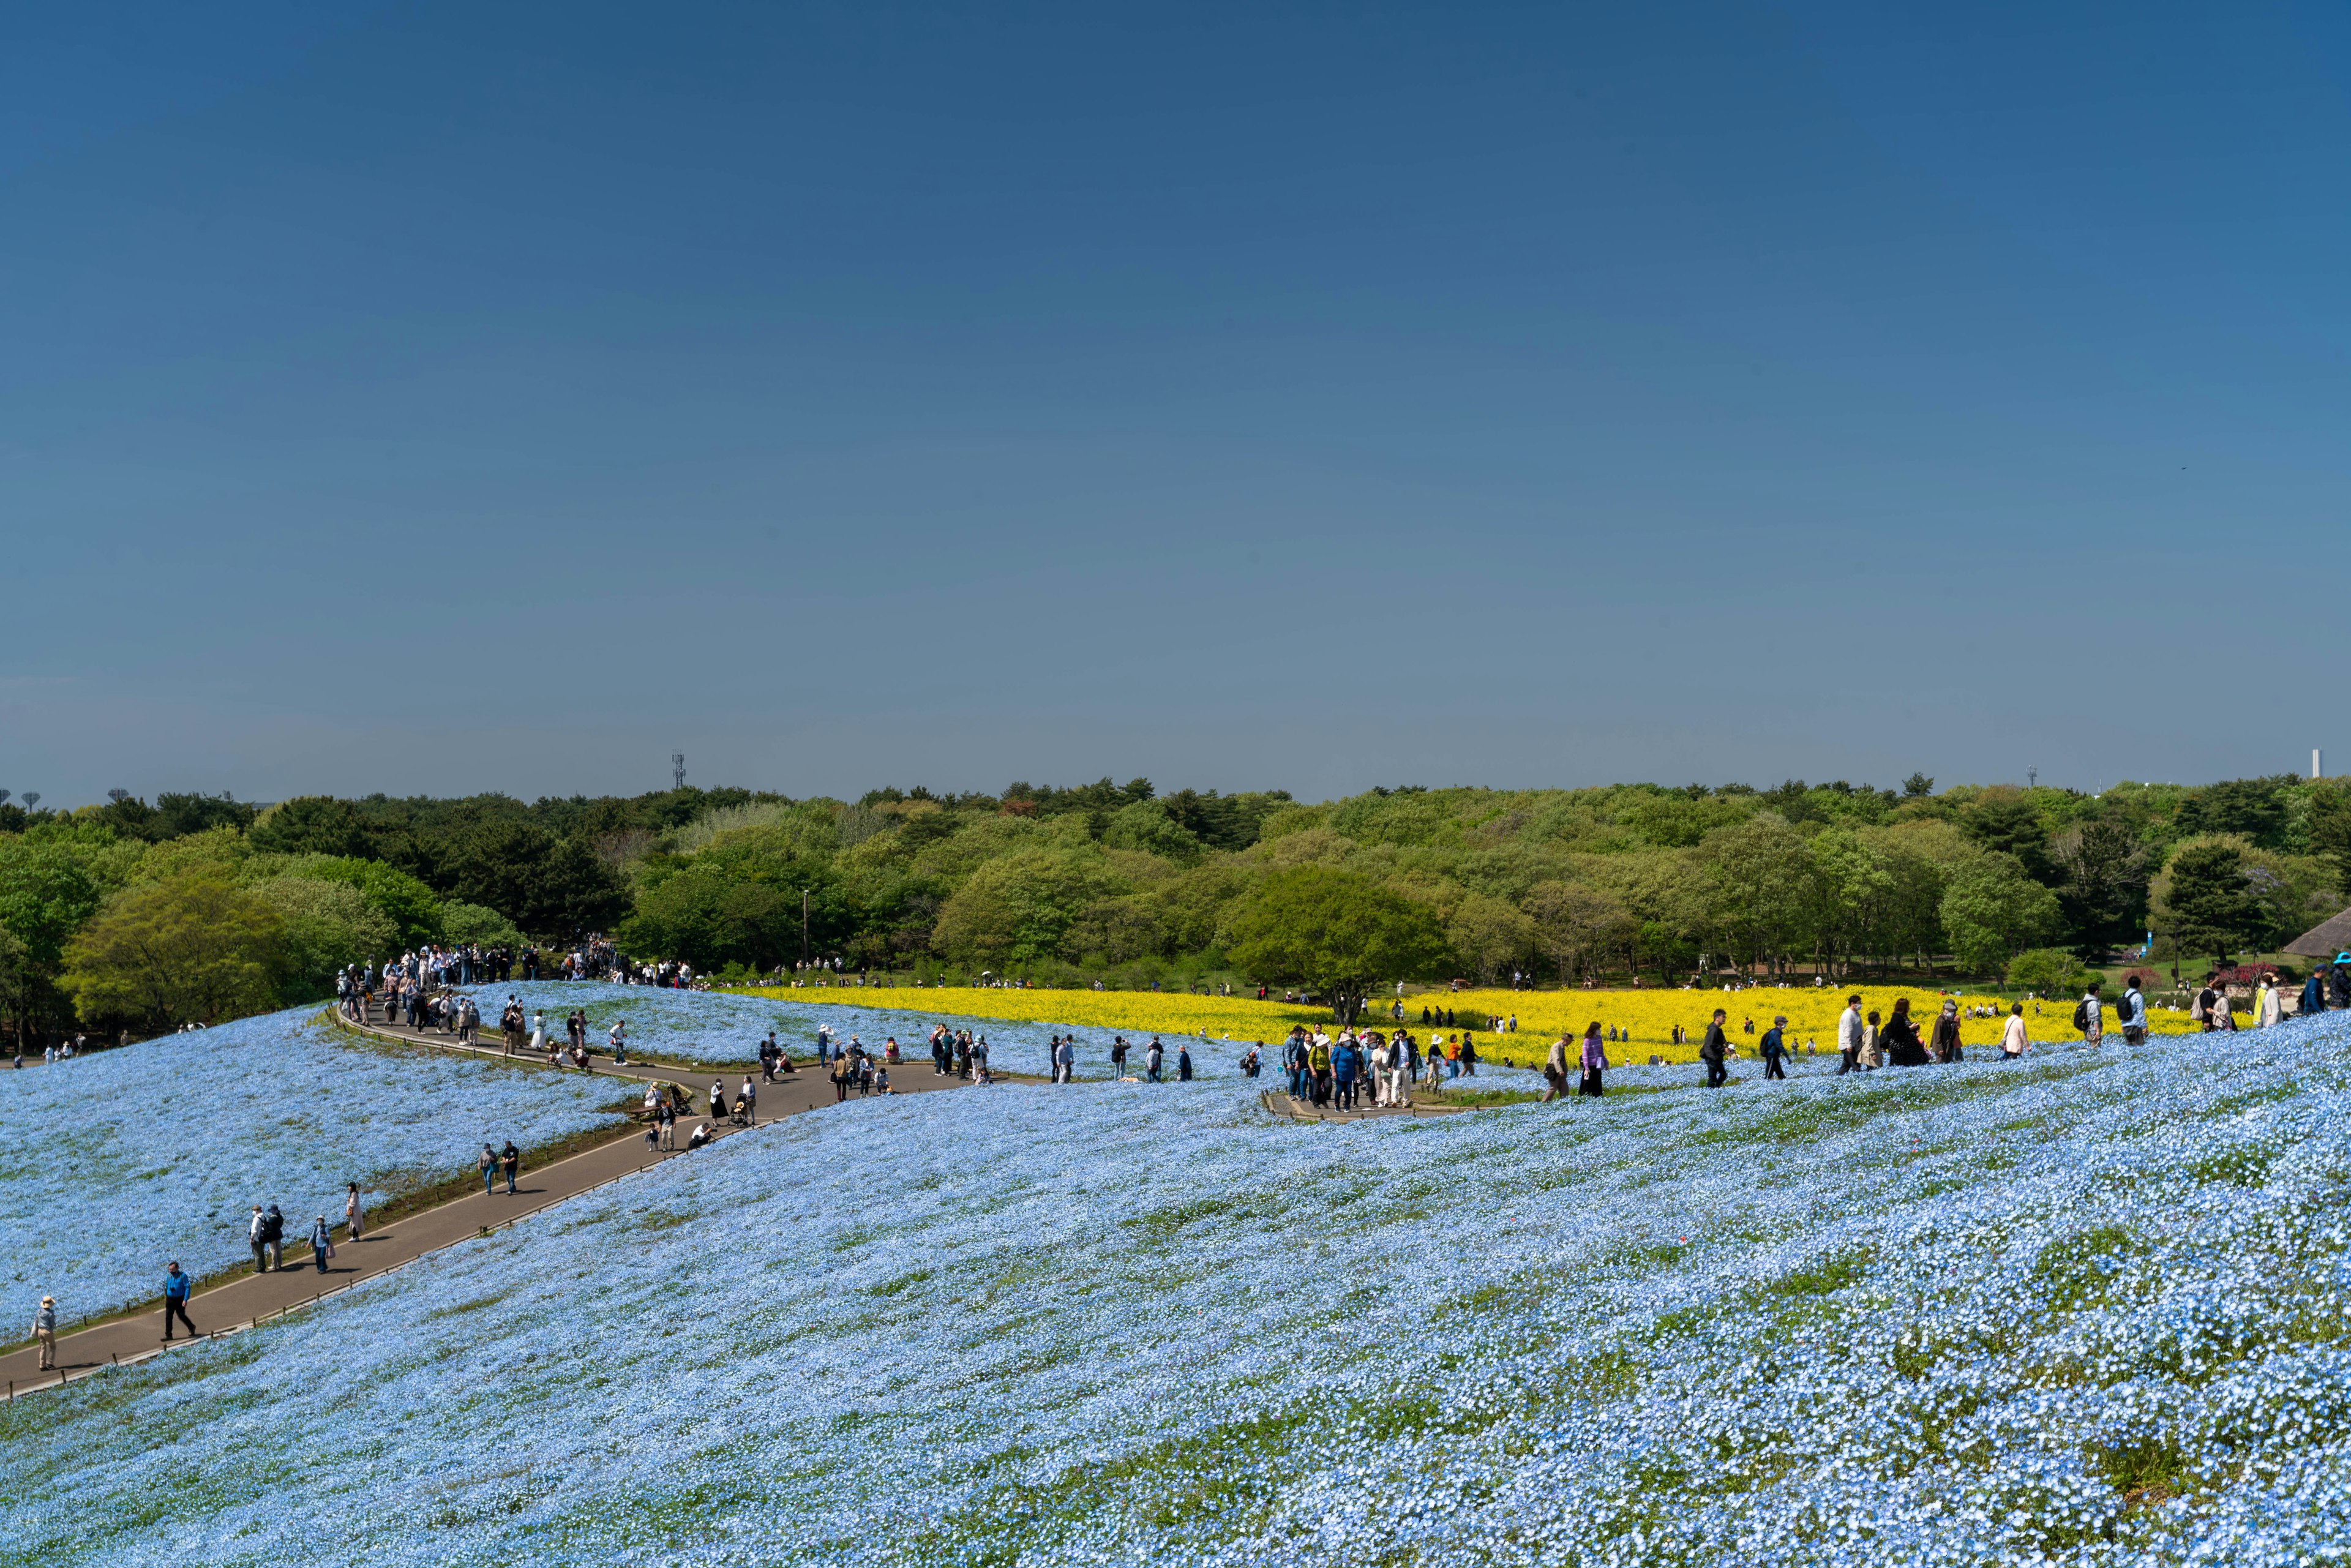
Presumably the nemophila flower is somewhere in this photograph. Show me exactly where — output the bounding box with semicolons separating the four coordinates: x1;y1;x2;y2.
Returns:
0;1008;626;1316
6;1015;2351;1564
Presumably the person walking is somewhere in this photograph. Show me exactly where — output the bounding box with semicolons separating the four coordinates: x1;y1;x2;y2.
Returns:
1835;994;1864;1076
345;1182;364;1241
161;1262;196;1340
262;1204;285;1271
500;1139;520;1195
1331;1036;1358;1109
479;1143;498;1196
659;1099;677;1149
1760;1016;1788;1079
34;1295;57;1370
1882;999;1929;1067
2001;1002;2030;1060
309;1215;332;1272
1579;1021;1608;1097
249;1206;269;1273
1700;1009;1729;1088
1177;1043;1194;1082
1307;1036;1330;1103
1929;1000;1962;1063
1146;1038;1164;1083
2075;980;2105;1047
740;1076;757;1126
1543;1033;1571;1101
2259;977;2284;1028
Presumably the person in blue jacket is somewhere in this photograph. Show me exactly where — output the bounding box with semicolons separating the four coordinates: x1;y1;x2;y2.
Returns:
1758;1016;1788;1080
1176;1043;1193;1082
1332;1036;1362;1110
162;1261;197;1341
2302;968;2327;1018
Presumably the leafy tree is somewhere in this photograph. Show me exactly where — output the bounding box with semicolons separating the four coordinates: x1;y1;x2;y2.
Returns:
1521;880;1633;982
440;901;523;949
621;869;797;970
931;849;1129;969
250;876;398;997
448;822;628;937
2177;776;2293;849
2049;817;2148;948
59;875;281;1030
0;841;103;967
1101;800;1207;865
155;792;258;839
248;795;372;858
299;858;444;945
0;926;35;1051
1938;852;2061;975
1064;895;1168;964
1447;893;1539;985
1902;773;1935;798
1225;867;1450;1027
1703;815;1819;972
2306;783;2351;897
1958;792;2053;883
2154;836;2263;956
2005;946;2090;997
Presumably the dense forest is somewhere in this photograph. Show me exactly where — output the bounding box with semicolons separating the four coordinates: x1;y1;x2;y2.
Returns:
4;771;2349;1041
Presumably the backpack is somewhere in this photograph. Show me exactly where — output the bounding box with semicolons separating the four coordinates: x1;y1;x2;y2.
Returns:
2071;999;2090;1032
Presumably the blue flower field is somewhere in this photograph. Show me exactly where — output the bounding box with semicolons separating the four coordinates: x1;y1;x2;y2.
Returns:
2;1008;630;1321
463;978;1271;1077
8;1016;2351;1564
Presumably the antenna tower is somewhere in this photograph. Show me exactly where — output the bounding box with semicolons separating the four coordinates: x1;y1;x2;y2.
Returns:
672;753;687;792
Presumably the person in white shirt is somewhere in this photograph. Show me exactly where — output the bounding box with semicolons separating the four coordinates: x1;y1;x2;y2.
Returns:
2001;1002;2030;1059
1835;995;1865;1076
2078;981;2104;1046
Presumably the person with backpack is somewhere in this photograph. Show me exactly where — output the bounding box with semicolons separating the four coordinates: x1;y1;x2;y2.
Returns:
2118;978;2150;1044
2074;980;2104;1046
1700;1008;1730;1088
1759;1016;1789;1079
1146;1038;1165;1083
261;1204;285;1270
1543;1032;1572;1101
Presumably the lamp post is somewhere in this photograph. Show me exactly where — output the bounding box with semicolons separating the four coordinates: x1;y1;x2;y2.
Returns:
801;888;810;969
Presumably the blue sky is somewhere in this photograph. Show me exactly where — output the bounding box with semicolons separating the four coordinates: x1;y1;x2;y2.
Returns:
5;2;2346;808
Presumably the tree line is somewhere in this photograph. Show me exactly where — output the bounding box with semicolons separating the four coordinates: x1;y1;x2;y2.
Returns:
2;772;2344;1041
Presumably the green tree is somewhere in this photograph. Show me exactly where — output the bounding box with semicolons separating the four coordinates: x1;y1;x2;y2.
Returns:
1938;852;2061;975
1225;867;1450;1027
1521;880;1633;983
440;901;523;949
1446;893;1538;985
2153;836;2263;956
2049;816;2148;948
250;876;399;997
0;841;103;967
931;849;1130;969
248;795;372;858
621;869;796;970
1100;800;1207;865
59;875;282;1030
2004;945;2089;997
449;821;628;936
298;858;444;945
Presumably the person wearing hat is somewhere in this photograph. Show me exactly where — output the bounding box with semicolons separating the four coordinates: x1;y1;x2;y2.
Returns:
33;1295;56;1369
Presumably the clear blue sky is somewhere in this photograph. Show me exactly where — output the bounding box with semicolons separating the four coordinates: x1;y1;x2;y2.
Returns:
6;2;2347;808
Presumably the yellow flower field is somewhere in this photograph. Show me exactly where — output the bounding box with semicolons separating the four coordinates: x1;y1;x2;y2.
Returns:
721;982;2204;1065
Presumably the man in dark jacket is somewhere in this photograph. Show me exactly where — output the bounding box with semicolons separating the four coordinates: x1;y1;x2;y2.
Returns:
261;1204;285;1271
1758;1016;1788;1080
1700;1010;1729;1089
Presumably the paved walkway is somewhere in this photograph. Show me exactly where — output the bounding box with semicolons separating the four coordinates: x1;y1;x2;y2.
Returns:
1263;1087;1466;1122
0;1011;972;1398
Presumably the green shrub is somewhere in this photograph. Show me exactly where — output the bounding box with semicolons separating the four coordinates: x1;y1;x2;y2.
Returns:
2006;947;2089;997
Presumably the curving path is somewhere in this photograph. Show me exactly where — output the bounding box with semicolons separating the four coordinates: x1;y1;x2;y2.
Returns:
0;1010;973;1398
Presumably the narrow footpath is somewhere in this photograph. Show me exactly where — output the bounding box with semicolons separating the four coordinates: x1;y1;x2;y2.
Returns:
0;1009;970;1397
